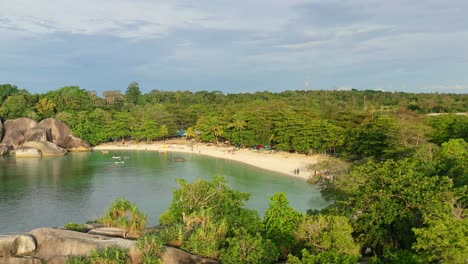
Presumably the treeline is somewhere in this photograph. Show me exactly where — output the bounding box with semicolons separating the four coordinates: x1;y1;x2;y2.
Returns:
1;82;466;159
2;82;467;262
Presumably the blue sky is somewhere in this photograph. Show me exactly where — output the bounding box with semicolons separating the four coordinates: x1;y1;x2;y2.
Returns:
1;0;468;95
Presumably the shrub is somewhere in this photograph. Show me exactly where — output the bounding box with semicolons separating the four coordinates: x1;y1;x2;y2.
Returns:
159;224;186;247
287;249;359;264
160;177;250;226
181;216;229;259
85;247;129;264
66;257;90;264
100;197;147;238
136;234;165;264
220;227;278;264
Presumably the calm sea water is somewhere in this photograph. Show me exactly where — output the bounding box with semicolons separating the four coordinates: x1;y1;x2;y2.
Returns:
0;151;328;234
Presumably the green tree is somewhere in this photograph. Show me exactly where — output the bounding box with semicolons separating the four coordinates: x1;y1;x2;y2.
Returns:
342;115;395;160
427;114;468;144
72;109;112;145
263;192;303;259
35;97;57;119
195;116;226;144
296;215;360;257
413;214;468;263
125;81;142;105
0;84;19;105
227;113;248;147
336;159;457;256
45;86;94;113
1;94;29;119
160;177;251;227
220;227;279;264
436;139;468;187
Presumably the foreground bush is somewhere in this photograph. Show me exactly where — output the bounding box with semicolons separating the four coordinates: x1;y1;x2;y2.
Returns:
262;192;303;259
100;197;147;238
136;234;165;264
220;227;278;264
287;249;359;264
66;247;129;264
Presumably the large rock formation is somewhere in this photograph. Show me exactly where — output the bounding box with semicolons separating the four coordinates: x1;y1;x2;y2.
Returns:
162;247;219;264
1;117;91;154
15;147;42;158
1;118;38;149
29;228;136;262
0;235;16;257
24;128;49;142
22;141;67;156
62;135;92;152
36;118;72;147
0;227;220;264
10;235;37;256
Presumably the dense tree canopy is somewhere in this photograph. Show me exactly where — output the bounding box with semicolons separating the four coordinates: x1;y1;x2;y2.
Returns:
1;83;466;263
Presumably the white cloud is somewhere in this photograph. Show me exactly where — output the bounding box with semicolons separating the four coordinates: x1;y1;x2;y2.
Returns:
429;84;468;92
2;0;468;93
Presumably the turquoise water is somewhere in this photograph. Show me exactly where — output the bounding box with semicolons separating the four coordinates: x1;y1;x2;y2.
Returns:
0;151;328;234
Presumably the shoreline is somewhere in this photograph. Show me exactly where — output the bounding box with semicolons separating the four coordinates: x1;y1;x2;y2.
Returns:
93;140;323;180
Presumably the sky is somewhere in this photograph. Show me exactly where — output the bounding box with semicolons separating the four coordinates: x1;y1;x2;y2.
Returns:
1;0;468;95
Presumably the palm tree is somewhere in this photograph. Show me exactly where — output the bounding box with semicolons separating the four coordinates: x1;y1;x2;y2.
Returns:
185;127;197;140
160;125;169;141
207;117;225;144
228;114;247;147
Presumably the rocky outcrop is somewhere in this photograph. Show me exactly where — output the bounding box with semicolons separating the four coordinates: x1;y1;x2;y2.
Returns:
36;118;72;147
87;227;128;238
29;228;136;263
24;128;49;142
0;235;16;257
62;135;92;152
11;235;36;256
0;144;9;156
0;257;42;264
22;141;67;156
1;131;25;150
162;247;219;264
1;117;91;153
1;118;38;149
15;147;42;158
1;227;220;264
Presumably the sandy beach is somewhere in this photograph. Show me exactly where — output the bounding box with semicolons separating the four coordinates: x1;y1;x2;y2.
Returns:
93;140;323;180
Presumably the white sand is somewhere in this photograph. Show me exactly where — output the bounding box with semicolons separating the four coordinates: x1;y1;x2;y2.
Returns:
93;140;323;180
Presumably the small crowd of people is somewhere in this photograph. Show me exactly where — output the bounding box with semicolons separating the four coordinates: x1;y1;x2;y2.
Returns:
293;168;300;175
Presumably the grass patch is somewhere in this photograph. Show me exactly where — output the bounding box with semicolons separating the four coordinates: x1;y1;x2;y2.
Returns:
65;222;90;232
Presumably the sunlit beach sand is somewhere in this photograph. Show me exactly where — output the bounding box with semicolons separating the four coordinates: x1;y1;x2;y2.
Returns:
94;140;322;180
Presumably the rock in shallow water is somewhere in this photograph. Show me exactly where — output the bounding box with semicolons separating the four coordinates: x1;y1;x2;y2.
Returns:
15;147;42;158
0;144;9;156
62;135;91;152
1;118;38;149
24;128;48;142
22;141;67;156
36;118;72;147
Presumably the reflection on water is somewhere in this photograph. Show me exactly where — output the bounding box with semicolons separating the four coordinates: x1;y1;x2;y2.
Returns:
0;151;329;233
